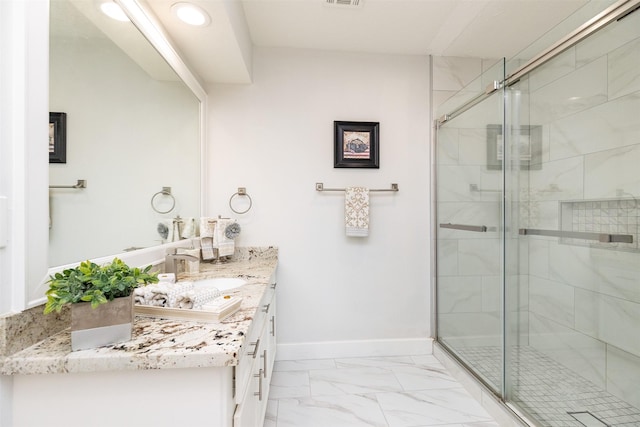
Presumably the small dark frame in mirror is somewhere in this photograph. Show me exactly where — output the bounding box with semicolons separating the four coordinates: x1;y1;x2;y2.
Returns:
49;112;67;164
334;121;379;169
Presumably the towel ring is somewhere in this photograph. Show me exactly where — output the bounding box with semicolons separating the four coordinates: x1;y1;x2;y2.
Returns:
229;187;252;214
151;187;176;214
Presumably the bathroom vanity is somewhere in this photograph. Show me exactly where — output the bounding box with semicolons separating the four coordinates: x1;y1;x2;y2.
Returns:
1;248;278;427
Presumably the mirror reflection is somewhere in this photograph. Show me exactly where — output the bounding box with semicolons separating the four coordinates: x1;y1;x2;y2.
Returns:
48;0;201;267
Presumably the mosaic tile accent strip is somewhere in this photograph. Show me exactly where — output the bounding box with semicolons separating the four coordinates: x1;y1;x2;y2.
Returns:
560;199;639;252
456;346;640;427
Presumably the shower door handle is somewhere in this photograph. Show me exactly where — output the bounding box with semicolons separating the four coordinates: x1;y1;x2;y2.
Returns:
439;223;487;233
518;228;633;243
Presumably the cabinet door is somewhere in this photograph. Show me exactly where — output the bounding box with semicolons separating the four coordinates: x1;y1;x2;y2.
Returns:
234;284;277;427
234;326;265;427
233;365;262;427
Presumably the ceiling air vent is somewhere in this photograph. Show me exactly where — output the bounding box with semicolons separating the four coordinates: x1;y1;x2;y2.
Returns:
325;0;363;8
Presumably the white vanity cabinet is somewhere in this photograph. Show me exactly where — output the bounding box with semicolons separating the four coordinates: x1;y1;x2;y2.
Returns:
6;260;276;427
234;282;277;427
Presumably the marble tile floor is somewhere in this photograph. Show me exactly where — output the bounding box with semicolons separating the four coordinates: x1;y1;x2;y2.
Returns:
263;354;500;427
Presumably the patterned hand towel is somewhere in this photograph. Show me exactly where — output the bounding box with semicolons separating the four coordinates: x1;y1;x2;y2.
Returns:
345;187;369;237
200;217;216;260
214;218;236;257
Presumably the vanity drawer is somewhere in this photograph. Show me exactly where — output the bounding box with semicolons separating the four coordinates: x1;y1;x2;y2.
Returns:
235;283;276;403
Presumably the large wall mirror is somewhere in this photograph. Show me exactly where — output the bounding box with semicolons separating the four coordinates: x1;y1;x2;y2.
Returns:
48;0;202;267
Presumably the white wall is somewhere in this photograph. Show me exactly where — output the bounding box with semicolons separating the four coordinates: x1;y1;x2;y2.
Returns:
207;47;431;358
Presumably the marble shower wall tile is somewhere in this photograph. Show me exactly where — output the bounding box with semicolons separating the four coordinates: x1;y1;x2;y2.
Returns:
608;36;640;99
528;238;550;279
438;312;501;348
584;144;640;199
550;92;640;160
457;238;500;276
437;127;459;165
437;239;459;277
549;241;640;304
529;312;606;388
529;56;608;125
606;345;640;410
437;165;483;202
529;276;575;329
576;9;640;67
521;201;561;230
528;156;584;202
575;288;640;357
458;128;488;166
528;48;576;92
437;276;483;314
481;276;500;313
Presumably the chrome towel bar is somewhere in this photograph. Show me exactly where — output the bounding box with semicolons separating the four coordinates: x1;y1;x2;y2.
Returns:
49;179;86;189
519;228;633;243
315;182;399;192
439;223;487;232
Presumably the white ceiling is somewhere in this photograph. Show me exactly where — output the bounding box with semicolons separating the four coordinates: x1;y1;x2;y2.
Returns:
144;0;592;84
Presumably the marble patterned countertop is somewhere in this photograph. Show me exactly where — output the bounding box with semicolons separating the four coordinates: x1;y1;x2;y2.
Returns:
0;247;278;376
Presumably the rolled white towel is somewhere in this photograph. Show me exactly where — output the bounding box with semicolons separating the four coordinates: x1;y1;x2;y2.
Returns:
134;282;194;307
172;287;221;309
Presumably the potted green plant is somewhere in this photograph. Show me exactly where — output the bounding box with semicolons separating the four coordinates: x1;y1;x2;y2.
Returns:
44;258;158;351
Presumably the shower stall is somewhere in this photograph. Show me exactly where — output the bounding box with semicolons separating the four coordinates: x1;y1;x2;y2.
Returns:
434;1;640;426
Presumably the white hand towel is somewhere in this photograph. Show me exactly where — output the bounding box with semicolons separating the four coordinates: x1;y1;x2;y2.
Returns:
345;187;369;237
180;217;196;239
214;219;236;257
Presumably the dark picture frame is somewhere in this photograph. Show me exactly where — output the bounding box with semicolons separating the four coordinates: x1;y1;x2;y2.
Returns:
486;124;542;170
49;112;67;164
334;121;379;168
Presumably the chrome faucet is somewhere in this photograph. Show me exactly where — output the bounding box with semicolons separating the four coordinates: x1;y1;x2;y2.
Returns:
165;252;199;275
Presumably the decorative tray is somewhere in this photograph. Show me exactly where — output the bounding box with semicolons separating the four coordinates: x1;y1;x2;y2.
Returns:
134;296;242;323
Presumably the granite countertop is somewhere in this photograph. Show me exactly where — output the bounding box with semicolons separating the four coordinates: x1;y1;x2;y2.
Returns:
1;247;278;376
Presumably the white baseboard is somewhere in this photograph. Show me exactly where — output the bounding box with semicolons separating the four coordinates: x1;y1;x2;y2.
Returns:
276;337;433;361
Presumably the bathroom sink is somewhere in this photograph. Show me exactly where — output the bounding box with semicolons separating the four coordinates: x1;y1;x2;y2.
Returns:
193;277;247;292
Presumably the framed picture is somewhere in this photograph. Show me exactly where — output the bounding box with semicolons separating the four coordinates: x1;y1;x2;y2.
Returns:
49;112;67;164
334;121;379;168
486;124;542;170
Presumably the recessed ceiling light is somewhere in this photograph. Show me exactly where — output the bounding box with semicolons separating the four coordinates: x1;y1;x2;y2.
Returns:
171;2;211;27
99;1;130;22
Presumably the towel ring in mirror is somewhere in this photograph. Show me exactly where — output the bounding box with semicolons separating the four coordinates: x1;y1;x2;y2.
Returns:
229;187;252;214
151;187;176;214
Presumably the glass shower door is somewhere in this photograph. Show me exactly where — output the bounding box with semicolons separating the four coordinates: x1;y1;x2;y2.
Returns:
505;7;640;425
435;59;505;394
